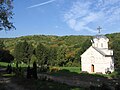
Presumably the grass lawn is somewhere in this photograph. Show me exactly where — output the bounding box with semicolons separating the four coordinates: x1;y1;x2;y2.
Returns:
49;67;81;77
0;62;9;67
0;62;30;68
60;67;81;74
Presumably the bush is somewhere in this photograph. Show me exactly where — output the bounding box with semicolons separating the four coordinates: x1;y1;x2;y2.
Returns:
15;66;23;77
81;71;88;74
50;67;60;72
65;62;72;67
105;71;111;74
38;65;49;73
26;62;38;79
6;64;12;74
109;71;119;78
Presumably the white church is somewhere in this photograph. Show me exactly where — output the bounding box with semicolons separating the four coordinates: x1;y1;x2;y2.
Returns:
81;27;114;74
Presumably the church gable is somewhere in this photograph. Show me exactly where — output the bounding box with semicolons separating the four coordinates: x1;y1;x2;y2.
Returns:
81;46;103;58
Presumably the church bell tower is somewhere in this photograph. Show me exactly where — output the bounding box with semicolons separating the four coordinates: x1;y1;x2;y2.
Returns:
91;26;109;49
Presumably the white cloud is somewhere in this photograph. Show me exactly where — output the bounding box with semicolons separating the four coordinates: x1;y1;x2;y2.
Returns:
67;19;76;29
27;0;56;8
64;0;120;33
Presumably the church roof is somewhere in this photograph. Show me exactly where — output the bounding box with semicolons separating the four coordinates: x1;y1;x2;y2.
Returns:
92;46;113;57
81;46;113;57
93;35;108;40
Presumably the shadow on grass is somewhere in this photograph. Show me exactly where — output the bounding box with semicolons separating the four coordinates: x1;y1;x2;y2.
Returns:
11;77;85;90
49;69;78;77
50;69;107;79
1;66;120;90
0;66;84;90
49;69;120;90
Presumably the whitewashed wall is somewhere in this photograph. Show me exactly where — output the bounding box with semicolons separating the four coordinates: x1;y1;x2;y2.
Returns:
81;46;114;74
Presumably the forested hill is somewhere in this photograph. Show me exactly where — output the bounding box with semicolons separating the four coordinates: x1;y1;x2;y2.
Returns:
2;35;92;54
0;33;120;68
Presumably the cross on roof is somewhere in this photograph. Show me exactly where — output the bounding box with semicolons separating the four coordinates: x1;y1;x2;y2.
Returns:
97;26;102;34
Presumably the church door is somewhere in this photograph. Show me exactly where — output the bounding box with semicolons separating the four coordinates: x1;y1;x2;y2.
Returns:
91;64;94;72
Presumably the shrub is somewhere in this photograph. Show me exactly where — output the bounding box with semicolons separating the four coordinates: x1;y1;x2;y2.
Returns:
109;71;119;78
50;67;60;72
81;71;88;74
38;65;49;73
6;64;12;74
105;71;111;74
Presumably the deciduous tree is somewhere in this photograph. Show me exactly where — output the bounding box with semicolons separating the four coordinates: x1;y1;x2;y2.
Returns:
112;39;120;69
35;43;47;66
14;40;34;63
0;0;15;30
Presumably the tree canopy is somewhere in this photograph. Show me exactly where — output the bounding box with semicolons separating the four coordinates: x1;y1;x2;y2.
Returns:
0;0;15;30
14;40;34;64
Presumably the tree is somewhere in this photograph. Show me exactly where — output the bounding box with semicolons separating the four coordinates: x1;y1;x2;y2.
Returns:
14;41;34;64
14;41;23;63
35;43;47;66
0;0;15;30
47;47;57;66
0;40;5;49
26;43;34;64
111;39;120;69
0;49;14;63
32;61;38;79
80;38;91;54
57;46;67;66
0;40;14;63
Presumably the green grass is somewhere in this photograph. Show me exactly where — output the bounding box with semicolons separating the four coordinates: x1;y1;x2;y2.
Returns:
0;62;9;67
0;62;31;68
0;62;81;72
60;67;81;74
49;67;81;77
2;73;15;77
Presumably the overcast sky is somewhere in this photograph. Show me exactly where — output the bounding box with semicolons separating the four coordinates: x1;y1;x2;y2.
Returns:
0;0;120;38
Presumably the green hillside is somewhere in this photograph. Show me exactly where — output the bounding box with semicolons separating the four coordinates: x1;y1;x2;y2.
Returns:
0;33;120;69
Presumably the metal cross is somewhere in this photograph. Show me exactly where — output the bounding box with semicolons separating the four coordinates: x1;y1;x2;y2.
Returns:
97;26;102;34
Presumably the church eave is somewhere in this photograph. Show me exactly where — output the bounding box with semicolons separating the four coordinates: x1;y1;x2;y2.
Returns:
92;46;106;56
105;55;113;57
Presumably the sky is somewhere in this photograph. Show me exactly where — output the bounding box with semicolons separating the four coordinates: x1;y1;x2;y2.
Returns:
0;0;120;38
